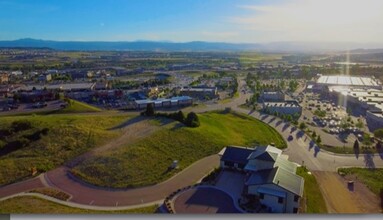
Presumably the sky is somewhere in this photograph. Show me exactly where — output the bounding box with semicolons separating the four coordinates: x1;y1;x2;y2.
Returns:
1;0;383;43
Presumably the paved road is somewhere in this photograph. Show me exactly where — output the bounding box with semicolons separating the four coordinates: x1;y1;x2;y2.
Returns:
0;175;45;199
233;107;383;171
0;155;219;208
1;77;383;209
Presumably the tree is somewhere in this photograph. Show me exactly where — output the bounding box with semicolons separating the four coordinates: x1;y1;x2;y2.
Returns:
289;80;299;92
176;110;185;123
312;131;317;139
374;128;383;139
355;119;364;129
299;122;306;130
145;103;155;116
316;135;322;144
185;112;200;128
362;133;372;147
279;80;286;90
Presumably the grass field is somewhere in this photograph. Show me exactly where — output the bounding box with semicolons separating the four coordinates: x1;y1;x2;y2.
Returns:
57;99;102;114
0;196;157;214
0;114;128;186
338;168;383;196
72;111;286;188
297;167;328;213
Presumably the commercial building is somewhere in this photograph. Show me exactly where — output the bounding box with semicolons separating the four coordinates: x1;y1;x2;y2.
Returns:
328;87;383;131
14;83;96;92
262;101;302;115
219;145;304;213
261;91;285;102
316;75;381;90
134;96;193;110
366;109;383;132
179;86;217;99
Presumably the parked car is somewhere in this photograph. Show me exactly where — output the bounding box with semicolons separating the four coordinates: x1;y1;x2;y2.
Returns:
32;102;47;108
2;106;11;111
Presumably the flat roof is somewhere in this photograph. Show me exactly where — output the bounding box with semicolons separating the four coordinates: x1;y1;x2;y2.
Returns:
135;96;192;105
317;75;379;87
15;83;95;91
264;102;300;107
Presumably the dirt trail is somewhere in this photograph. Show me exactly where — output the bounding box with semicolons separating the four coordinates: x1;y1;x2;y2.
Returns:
313;171;379;213
66;117;159;168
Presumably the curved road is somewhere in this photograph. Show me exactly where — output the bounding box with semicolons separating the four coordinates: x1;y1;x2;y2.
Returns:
1;77;383;209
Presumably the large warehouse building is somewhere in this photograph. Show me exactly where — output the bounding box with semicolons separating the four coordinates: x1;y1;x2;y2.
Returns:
316;75;381;90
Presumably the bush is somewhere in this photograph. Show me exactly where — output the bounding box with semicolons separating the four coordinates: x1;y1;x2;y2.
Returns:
11;120;33;132
299;122;306;130
374;129;383;139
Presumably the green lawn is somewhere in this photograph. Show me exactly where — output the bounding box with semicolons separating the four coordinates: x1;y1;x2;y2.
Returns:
338;168;383;196
296;167;328;213
57;99;102;113
0;114;128;186
0;196;157;214
72;111;286;188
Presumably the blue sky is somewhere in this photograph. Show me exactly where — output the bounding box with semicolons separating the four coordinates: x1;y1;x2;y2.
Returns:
1;0;383;43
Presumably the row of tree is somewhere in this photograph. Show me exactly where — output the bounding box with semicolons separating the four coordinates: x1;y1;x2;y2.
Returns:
141;103;200;127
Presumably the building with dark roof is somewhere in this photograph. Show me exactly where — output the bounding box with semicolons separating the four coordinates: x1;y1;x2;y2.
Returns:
219;145;304;213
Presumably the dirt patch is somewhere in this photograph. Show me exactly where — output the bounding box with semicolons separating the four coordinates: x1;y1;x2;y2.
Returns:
313;171;380;213
341;174;381;213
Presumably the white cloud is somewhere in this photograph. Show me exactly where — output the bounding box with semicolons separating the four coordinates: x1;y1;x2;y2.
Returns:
231;0;383;43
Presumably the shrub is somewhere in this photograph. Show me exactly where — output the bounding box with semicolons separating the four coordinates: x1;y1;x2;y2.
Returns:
11;120;33;132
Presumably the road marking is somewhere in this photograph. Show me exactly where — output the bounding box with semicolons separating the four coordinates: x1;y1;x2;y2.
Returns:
89;200;94;205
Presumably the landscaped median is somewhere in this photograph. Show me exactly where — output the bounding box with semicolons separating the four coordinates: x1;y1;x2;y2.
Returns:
71;111;287;188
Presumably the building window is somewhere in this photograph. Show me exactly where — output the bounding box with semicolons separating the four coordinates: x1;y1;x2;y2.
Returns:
293;207;298;213
278;197;284;203
294;195;299;202
259;193;264;199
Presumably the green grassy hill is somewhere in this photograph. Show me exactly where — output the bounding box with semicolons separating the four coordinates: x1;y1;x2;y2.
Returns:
0;114;128;186
72;111;287;188
57;99;102;113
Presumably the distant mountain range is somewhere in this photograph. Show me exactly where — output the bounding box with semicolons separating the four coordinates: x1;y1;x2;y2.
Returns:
0;38;382;52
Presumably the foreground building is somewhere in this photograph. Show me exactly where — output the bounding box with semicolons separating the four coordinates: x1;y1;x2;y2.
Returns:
219;145;304;213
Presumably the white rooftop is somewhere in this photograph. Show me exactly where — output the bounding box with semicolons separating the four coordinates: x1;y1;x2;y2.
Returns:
317;75;379;87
